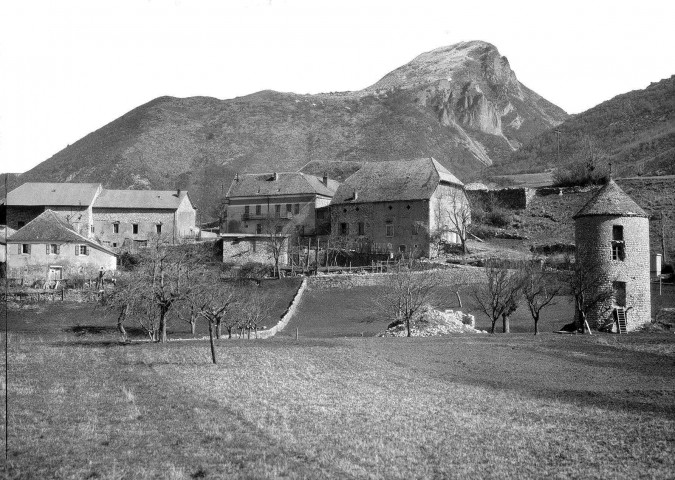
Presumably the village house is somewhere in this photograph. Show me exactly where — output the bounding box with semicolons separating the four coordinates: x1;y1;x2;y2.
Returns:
329;158;468;258
224;172;339;237
92;189;196;249
4;183;197;251
6;209;117;286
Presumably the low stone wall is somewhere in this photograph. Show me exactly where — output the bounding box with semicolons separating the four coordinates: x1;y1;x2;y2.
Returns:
306;266;485;290
257;277;308;339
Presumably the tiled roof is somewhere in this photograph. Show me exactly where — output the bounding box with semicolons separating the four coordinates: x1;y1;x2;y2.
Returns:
94;189;191;210
7;210;115;254
226;172;339;199
7;182;101;206
573;180;648;218
332;157;463;204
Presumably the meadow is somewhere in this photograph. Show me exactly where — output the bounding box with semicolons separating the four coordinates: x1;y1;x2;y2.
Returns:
2;279;675;479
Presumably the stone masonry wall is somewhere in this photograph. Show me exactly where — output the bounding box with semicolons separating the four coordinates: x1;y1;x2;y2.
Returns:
575;215;651;330
222;237;288;266
330;199;431;256
466;188;535;211
93;209;180;248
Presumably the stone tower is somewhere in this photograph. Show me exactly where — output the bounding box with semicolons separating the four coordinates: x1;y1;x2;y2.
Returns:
572;180;651;331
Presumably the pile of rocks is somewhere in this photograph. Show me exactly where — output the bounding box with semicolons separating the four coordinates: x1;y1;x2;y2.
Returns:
381;305;486;337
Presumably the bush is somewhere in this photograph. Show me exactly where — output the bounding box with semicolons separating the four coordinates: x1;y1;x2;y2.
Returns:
118;251;141;271
238;262;274;279
485;209;512;228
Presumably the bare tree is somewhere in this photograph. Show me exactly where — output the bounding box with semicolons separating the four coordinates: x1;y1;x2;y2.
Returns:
379;262;439;337
433;188;472;255
522;259;562;335
472;259;523;334
260;217;290;278
240;290;273;339
562;250;614;333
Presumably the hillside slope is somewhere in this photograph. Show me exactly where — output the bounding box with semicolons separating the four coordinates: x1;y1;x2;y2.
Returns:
493;75;675;177
13;41;568;215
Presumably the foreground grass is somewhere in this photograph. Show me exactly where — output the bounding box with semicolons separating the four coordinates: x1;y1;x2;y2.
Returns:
3;330;675;479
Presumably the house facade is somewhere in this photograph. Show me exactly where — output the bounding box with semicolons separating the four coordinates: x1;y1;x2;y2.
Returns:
224;172;339;237
5;183;197;251
7;210;117;285
92;189;196;250
330;158;468;258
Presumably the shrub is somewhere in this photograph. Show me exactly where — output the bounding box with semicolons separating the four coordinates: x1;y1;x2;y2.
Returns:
238;262;274;279
118;251;141;271
485;209;512;228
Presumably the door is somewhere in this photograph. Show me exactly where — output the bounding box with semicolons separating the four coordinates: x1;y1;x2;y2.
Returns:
613;281;626;307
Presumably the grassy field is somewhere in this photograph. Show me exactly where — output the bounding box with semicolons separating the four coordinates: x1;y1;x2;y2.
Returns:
2;278;675;479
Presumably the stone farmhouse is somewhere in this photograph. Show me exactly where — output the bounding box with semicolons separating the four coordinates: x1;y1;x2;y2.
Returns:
4;183;197;251
573;179;651;331
224;172;339;237
330;158;468;258
6;209;117;285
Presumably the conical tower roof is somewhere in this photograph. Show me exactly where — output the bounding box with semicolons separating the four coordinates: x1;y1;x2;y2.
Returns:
573;180;647;219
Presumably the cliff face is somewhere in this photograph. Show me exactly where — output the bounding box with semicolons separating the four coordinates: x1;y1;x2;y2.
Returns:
13;41;568;216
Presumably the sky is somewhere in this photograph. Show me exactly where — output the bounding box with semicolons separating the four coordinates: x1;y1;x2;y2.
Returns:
1;0;673;174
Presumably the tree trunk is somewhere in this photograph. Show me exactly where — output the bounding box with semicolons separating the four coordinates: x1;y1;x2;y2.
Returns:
502;314;510;333
490;319;497;334
158;306;168;343
215;319;222;339
208;322;217;364
455;290;462;308
406;317;411;337
190;318;196;336
534;315;539;335
227;327;232;339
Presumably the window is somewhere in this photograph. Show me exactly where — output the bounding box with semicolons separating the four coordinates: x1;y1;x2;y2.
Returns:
112;223;119;234
21;244;31;254
275;225;283;234
412;223;420;235
340;222;349;235
358;222;365;236
90;225;95;233
112;242;118;248
286;204;292;214
385;222;394;237
132;224;139;234
399;245;406;253
251;240;257;252
255;205;262;215
156;224;162;234
75;245;89;256
47;244;59;255
244;205;250;216
294;203;300;214
611;225;625;261
275;205;281;217
256;224;262;234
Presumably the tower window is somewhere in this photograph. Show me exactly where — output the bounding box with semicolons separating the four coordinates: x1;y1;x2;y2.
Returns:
612;225;624;241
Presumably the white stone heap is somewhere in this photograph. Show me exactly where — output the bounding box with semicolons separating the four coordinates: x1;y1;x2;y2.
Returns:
381;305;486;337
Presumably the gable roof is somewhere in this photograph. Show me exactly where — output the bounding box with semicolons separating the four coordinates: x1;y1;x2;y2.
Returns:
573;180;648;219
226;172;339;199
94;189;192;210
7;210;116;255
7;182;101;207
332;157;463;204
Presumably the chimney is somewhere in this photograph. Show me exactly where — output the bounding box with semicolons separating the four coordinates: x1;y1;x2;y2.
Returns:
273;172;278;181
176;188;181;197
322;172;328;186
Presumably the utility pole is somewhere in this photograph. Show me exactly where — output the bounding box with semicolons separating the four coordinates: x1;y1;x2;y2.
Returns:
662;211;667;264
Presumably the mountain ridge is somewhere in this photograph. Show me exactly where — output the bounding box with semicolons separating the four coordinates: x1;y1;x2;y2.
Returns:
7;41;569;216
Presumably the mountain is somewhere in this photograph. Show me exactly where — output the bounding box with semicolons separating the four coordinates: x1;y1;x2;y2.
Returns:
493;75;675;177
12;41;568;217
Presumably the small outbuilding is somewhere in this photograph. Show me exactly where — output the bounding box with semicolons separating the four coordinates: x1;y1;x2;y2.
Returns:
573;180;651;331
